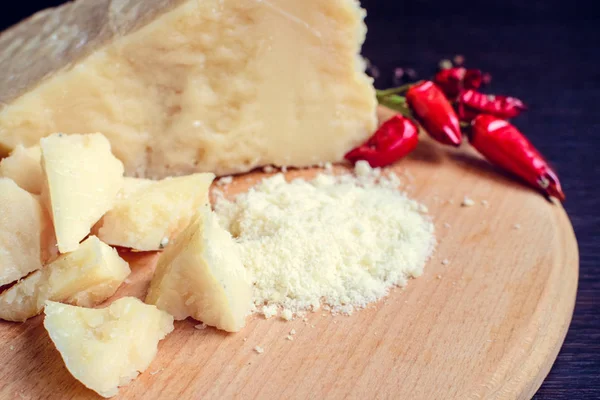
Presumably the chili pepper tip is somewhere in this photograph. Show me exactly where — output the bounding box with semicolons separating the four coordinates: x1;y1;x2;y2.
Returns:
539;171;566;202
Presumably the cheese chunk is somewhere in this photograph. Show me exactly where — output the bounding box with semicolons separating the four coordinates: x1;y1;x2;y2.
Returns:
41;133;124;253
0;178;45;285
0;0;376;178
0;236;130;322
44;297;174;398
146;207;252;332
93;173;214;251
0;145;42;194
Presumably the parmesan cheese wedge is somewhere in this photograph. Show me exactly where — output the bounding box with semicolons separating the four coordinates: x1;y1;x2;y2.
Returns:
0;178;46;286
0;236;130;322
0;144;42;194
146;206;252;332
0;0;376;178
93;173;214;251
44;297;174;398
41;133;124;253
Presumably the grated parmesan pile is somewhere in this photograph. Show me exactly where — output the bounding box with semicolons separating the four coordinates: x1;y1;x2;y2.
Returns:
214;161;435;317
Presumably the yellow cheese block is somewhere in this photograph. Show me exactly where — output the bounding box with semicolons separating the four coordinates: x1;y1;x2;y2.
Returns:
0;236;130;322
93;173;214;251
0;178;45;285
0;144;42;194
41;133;124;253
0;0;376;178
44;297;174;398
146;206;252;332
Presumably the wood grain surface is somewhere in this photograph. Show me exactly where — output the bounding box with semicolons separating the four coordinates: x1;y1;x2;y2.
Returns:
0;107;578;399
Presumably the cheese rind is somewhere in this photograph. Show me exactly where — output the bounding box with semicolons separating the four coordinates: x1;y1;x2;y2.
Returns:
93;173;214;251
146;206;252;332
0;145;43;194
0;0;376;178
0;178;44;286
43;297;174;398
0;236;130;322
41;133;124;253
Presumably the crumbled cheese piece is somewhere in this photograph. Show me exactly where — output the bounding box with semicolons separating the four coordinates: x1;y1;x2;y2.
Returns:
281;166;288;173
262;305;278;319
443;222;451;228
194;323;207;330
254;346;264;354
10;345;14;351
324;162;333;172
263;166;275;173
281;309;293;321
217;176;234;186
441;259;450;266
481;200;489;206
461;196;475;207
150;369;164;376
286;335;294;341
513;224;521;230
290;329;296;335
159;237;169;249
436;275;442;279
216;164;435;316
354;160;371;177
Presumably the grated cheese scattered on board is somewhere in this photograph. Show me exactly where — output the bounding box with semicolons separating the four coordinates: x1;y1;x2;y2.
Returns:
215;161;435;316
281;309;293;321
262;304;278;319
461;196;475;207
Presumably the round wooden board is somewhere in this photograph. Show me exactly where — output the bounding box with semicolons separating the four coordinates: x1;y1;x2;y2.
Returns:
0;108;578;400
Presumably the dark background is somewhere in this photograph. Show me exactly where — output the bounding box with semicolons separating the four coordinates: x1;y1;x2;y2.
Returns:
1;1;598;398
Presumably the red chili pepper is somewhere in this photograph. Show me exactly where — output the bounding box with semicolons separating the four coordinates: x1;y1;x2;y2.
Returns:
464;69;484;90
344;115;419;168
406;81;462;146
459;89;526;121
434;68;483;98
469;115;565;201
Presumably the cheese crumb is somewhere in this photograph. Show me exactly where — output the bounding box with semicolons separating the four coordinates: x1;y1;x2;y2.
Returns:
263;165;275;173
254;346;264;354
513;224;521;230
262;305;278;319
290;329;296;335
217;176;233;186
443;223;451;228
216;163;435;316
441;259;450;266
461;196;475;207
281;309;293;321
194;323;207;330
286;335;294;341
159;237;169;249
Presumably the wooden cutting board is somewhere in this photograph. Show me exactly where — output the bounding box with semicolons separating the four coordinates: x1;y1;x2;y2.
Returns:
0;108;578;400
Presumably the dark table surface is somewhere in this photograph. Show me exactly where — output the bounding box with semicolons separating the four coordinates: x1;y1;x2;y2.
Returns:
2;1;599;398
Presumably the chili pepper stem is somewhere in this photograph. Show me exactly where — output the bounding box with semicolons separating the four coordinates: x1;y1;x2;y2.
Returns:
376;82;421;97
